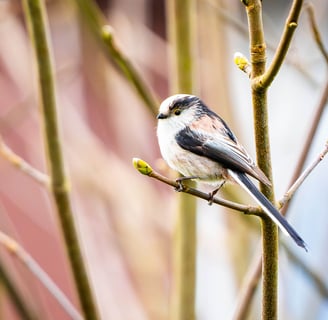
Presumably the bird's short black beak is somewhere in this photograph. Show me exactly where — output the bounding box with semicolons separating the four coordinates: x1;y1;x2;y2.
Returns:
157;113;167;119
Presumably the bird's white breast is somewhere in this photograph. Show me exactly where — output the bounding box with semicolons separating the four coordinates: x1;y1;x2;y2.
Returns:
157;121;226;183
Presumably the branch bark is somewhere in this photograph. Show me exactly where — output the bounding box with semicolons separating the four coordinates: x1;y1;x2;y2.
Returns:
243;1;278;319
22;1;99;319
166;1;197;319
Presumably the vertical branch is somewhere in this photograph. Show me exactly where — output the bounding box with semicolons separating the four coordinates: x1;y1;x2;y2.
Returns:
167;0;196;94
235;0;306;318
22;1;99;319
166;0;197;319
243;1;278;319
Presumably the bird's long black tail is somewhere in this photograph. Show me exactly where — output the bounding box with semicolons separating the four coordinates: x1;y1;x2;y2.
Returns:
229;170;307;251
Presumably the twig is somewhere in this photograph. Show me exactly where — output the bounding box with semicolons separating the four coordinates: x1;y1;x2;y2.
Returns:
305;3;328;65
284;243;328;299
232;247;262;320
280;141;328;208
0;258;38;320
22;1;99;319
203;0;318;87
254;0;303;90
0;231;83;320
101;26;159;116
132;158;261;215
0;136;50;187
73;0;159;115
281;78;328;214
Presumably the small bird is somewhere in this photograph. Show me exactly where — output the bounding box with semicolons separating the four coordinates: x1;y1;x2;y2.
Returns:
157;94;307;250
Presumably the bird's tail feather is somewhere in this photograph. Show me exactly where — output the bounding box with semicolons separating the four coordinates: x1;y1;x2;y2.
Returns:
228;170;307;251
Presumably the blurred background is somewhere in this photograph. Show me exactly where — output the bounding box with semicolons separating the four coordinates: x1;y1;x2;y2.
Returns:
0;0;327;319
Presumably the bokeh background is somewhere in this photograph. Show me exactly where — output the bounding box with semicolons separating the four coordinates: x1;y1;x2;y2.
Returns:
0;0;327;319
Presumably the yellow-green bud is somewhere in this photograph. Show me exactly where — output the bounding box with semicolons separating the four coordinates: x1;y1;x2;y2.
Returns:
132;158;153;176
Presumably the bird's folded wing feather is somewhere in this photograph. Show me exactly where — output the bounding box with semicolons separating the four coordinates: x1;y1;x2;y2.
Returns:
175;126;271;186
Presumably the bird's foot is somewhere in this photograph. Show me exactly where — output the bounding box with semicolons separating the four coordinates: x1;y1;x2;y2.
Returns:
208;181;226;205
175;179;184;192
175;176;198;192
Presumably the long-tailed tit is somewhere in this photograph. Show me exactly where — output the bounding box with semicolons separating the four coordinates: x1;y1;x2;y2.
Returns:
157;94;307;250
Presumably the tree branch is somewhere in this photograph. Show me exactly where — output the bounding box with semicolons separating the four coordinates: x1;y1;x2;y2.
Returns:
73;0;159;116
0;136;50;187
166;0;197;319
305;3;328;65
281;77;328;214
253;0;303;90
243;0;279;318
101;25;159;115
0;258;37;320
133;158;261;216
280;141;328;208
22;1;99;319
284;243;328;299
0;231;82;320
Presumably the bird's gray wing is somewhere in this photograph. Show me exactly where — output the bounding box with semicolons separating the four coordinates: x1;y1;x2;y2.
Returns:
175;126;271;185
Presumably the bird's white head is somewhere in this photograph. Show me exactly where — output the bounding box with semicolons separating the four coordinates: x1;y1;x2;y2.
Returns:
157;94;202;131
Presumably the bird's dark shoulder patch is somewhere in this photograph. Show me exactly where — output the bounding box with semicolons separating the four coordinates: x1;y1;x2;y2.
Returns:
175;127;205;157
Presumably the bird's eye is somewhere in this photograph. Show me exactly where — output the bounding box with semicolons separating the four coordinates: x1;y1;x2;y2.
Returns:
174;109;181;116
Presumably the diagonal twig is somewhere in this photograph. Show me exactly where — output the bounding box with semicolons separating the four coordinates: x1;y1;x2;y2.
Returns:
0;136;50;187
133;158;261;216
280;141;328;208
305;3;328;65
0;231;83;320
253;0;304;90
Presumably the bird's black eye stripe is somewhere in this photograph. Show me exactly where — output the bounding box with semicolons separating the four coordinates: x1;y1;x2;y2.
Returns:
169;102;179;111
169;96;200;111
168;102;181;114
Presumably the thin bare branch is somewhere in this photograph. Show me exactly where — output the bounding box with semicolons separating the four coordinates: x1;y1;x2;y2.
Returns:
232;247;262;320
280;141;328;208
306;3;328;65
0;231;83;320
0;259;38;320
133;158;261;216
254;0;304;90
0;136;50;187
73;0;159;115
101;25;159;115
281;78;328;214
284;244;328;299
204;0;317;87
